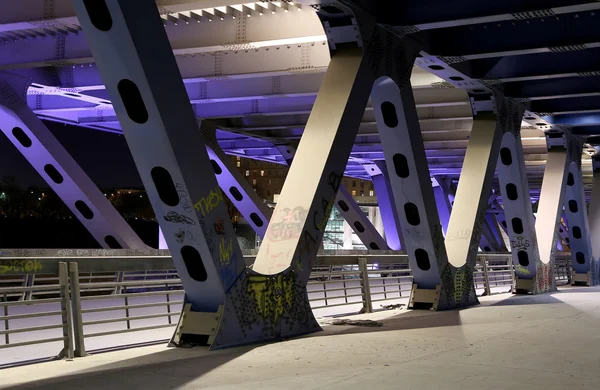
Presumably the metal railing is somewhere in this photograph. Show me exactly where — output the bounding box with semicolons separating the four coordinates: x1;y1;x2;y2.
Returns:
0;250;574;367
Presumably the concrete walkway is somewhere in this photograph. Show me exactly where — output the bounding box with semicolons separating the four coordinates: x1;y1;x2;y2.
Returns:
2;287;600;390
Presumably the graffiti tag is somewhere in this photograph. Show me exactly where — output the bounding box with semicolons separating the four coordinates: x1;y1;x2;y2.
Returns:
0;260;43;274
164;211;196;225
219;237;234;266
511;236;530;251
247;273;296;323
175;183;194;214
214;218;225;235
193;187;223;216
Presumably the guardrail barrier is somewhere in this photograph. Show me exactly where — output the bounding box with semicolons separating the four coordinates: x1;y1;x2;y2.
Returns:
0;249;572;367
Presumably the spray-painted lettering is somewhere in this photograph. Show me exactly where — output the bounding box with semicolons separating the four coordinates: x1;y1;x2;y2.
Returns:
0;260;43;274
219;237;234;266
193;187;223;216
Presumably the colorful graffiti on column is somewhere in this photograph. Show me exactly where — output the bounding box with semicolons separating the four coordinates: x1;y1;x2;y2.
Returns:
439;263;478;310
210;269;319;349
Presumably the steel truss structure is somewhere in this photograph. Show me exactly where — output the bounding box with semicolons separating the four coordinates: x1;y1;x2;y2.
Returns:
0;0;598;348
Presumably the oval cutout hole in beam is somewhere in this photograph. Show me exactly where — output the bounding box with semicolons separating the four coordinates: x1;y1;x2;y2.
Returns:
83;0;113;31
250;213;264;227
415;248;431;271
381;101;398;128
337;200;349;212
104;235;122;249
511;217;524;234
500;147;513;166
517;250;529;266
506;183;519;201
393;153;409;178
181;246;208;281
44;164;64;184
211;160;222;175
118;79;149;124
75;200;94;220
229;186;243;202
353;221;365;233
404;203;421;226
12;127;32;148
568;200;578;213
151;167;179;207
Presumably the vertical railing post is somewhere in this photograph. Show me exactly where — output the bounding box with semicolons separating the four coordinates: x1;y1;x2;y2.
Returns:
166;283;172;325
358;258;373;313
3;293;9;345
69;262;86;357
125;296;131;330
23;274;35;301
482;257;491;296
510;257;517;292
58;262;74;360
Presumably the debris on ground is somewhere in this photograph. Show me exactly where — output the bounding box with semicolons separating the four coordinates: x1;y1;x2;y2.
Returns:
380;303;405;311
325;319;383;327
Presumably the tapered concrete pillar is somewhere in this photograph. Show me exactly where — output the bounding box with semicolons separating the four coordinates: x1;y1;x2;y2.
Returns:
535;134;570;294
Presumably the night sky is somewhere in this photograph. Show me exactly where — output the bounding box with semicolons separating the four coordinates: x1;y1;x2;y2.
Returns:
0;121;143;189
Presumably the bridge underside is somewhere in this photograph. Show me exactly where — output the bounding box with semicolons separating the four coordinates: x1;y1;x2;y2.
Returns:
2;0;600;349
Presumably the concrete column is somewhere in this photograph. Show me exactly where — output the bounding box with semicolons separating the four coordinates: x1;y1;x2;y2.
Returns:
535;138;569;293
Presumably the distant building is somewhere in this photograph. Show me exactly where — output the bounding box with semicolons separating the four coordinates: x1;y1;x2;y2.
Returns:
230;156;383;250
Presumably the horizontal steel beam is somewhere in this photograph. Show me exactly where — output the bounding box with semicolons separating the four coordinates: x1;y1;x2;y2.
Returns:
366;1;600;30
425;12;600;60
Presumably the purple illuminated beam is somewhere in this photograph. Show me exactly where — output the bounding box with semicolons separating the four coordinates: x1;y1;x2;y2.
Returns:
0;73;146;249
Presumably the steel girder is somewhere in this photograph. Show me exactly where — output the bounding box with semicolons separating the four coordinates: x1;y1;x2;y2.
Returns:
369;40;507;308
588;156;600;284
495;102;542;292
0;71;146;250
76;0;422;348
564;139;597;285
362;161;404;250
201;122;272;238
0;7;327;70
73;0;247;342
